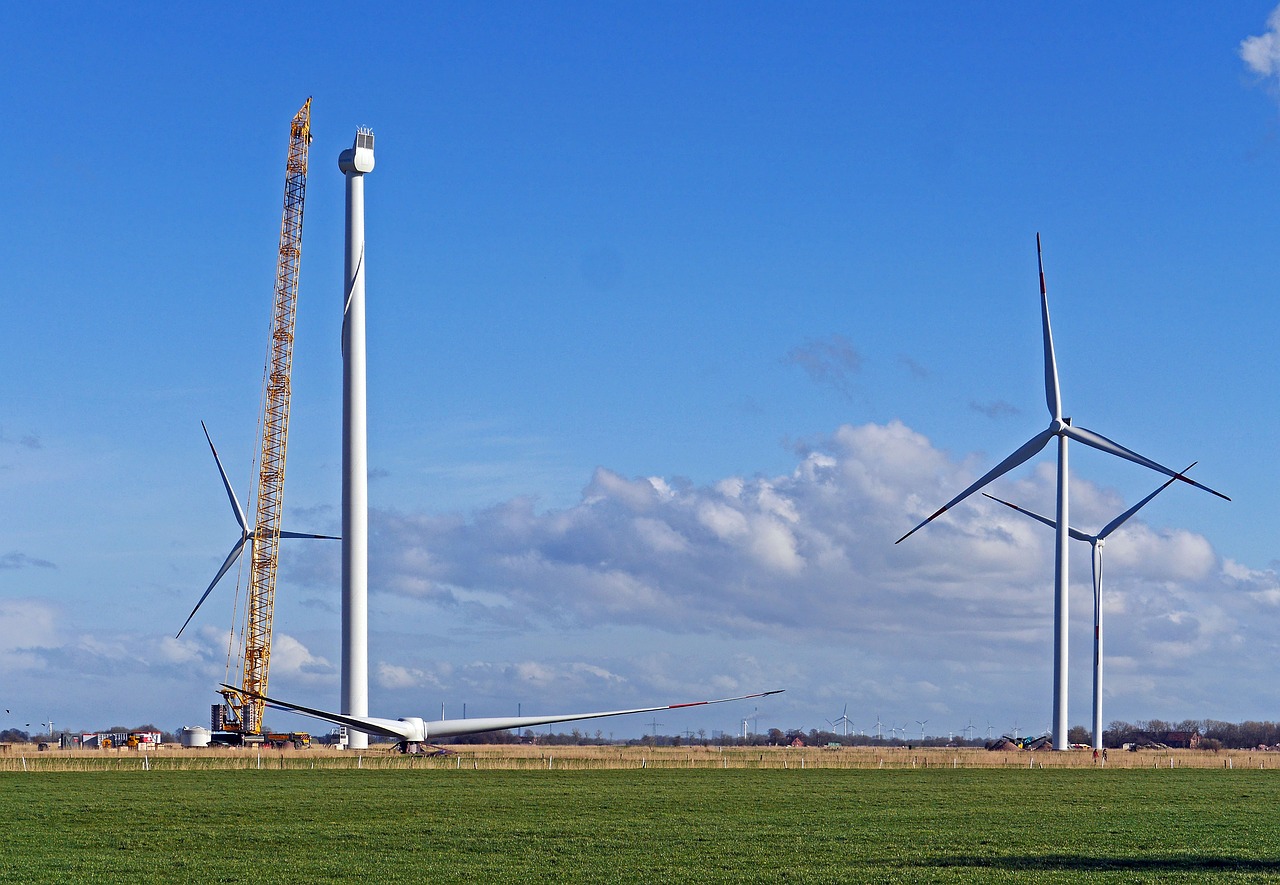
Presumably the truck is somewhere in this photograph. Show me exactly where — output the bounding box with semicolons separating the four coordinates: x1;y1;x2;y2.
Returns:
265;731;311;749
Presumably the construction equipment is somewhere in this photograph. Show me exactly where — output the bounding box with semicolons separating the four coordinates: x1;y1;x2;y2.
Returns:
264;731;311;750
211;98;313;739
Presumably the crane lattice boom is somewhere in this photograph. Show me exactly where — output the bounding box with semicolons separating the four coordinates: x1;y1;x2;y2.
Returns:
222;98;311;732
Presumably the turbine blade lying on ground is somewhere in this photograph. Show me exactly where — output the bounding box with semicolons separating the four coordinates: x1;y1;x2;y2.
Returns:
897;428;1056;544
224;685;415;739
1063;425;1227;501
231;685;785;742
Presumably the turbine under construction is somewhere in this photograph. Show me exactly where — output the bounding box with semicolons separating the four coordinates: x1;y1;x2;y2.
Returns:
339;127;375;750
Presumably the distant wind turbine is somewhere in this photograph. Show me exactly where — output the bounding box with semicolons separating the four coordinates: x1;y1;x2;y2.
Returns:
177;422;339;637
896;234;1227;749
984;462;1193;752
916;719;928;742
828;704;854;737
874;715;884;741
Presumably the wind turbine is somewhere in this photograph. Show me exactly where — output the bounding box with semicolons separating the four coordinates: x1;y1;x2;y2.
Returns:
984;463;1193;752
828;704;854;736
963;718;976;741
874;715;884;741
916;719;928;742
896;234;1228;749
225;686;784;754
177;422;339;637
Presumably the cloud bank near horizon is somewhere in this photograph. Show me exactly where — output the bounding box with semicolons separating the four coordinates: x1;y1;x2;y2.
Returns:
333;419;1275;720
2;419;1275;730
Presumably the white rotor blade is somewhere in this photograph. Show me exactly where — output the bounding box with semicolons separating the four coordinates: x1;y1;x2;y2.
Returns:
201;421;249;532
897;427;1055;544
237;685;785;743
982;493;1091;543
1063;425;1227;501
1096;462;1195;540
223;685;414;739
1037;233;1062;422
423;689;786;740
277;530;341;541
176;536;247;638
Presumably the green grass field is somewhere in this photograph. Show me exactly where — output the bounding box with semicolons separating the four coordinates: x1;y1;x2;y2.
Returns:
2;768;1278;882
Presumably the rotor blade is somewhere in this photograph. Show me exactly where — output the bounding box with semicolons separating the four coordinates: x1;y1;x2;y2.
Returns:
176;537;247;638
201;421;249;532
1064;425;1228;501
896;427;1055;544
1096;462;1196;540
1037;233;1062;422
233;686;785;742
421;689;786;740
221;685;414;740
982;493;1091;542
277;530;341;541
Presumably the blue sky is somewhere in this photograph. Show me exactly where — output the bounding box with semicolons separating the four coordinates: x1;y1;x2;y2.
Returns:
5;3;1280;741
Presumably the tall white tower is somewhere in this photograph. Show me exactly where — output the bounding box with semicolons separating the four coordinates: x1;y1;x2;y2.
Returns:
339;129;374;749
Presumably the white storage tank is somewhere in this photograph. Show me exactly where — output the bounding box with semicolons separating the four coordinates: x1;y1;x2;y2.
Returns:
180;726;212;748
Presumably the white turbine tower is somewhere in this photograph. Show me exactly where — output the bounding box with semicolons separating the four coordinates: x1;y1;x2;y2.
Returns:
874;715;884;741
984;463;1192;752
340;128;375;750
896;234;1228;749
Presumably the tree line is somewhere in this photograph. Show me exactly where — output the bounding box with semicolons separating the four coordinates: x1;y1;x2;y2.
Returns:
1103;719;1280;751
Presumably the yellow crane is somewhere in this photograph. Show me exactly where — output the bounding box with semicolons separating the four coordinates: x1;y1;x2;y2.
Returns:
216;98;313;735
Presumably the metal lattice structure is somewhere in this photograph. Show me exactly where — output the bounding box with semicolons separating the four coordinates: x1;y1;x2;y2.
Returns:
222;98;312;731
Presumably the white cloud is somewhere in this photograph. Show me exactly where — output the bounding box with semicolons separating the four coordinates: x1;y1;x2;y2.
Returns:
376;662;442;690
1242;6;1280;78
269;634;334;679
0;599;59;669
366;421;1250;665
